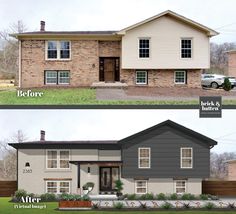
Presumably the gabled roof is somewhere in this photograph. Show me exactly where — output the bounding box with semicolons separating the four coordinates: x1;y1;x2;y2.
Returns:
118;120;217;147
117;10;219;37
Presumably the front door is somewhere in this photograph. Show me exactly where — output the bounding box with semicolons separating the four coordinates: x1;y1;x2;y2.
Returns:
100;167;119;191
104;59;115;82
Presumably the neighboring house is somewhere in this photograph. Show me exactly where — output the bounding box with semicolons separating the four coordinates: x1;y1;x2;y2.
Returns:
9;120;217;195
227;50;236;77
12;10;218;89
225;160;236;180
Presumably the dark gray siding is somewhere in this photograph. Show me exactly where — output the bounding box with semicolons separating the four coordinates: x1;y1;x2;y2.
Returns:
121;126;210;179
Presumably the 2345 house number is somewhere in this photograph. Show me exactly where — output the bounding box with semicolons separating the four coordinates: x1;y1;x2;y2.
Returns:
23;169;32;173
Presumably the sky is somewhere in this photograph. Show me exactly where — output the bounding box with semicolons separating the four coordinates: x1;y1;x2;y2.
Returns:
0;0;236;43
0;109;236;155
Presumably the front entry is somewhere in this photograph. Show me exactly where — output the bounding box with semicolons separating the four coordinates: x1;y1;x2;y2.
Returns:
99;167;119;192
99;58;120;82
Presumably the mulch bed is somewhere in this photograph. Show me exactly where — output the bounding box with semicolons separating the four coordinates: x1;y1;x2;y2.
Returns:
125;87;236;97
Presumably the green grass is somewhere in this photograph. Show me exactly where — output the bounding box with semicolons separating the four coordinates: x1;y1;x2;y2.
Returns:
1;197;236;214
0;88;235;105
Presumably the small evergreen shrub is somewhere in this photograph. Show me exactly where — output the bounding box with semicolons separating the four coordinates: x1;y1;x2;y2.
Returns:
82;195;90;201
92;203;99;209
157;193;166;200
14;189;27;201
181;193;195;200
161;202;173;209
140;193;154;200
169;193;178;200
203;202;215;210
223;77;232;91
139;202;147;209
183;203;191;209
199;194;208;200
127;194;137;200
228;203;236;209
40;193;56;201
113;202;124;209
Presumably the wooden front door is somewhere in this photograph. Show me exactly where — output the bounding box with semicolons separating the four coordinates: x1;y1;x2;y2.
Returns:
99;58;120;82
104;59;115;82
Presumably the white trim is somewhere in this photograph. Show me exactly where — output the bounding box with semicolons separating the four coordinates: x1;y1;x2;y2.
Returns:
18;40;22;88
46;180;70;194
45;71;57;85
45;40;71;61
138;147;151;168
174;70;186;84
136;71;147;85
58;71;70;85
174;180;187;194
135;180;148;194
180;147;193;169
180;38;193;59
46;150;70;170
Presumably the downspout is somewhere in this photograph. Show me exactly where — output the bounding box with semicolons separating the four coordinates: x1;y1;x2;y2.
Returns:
17;149;18;190
18;40;22;88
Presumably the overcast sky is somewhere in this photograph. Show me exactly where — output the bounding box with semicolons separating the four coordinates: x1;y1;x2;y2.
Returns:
1;0;236;43
0;109;236;155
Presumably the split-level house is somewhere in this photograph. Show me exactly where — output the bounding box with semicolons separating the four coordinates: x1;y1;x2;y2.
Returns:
9;120;217;195
13;10;218;89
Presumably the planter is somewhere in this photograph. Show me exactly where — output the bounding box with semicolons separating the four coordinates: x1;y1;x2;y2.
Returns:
59;200;92;208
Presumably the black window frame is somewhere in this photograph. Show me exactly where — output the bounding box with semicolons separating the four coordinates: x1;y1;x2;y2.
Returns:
139;38;150;58
181;39;192;59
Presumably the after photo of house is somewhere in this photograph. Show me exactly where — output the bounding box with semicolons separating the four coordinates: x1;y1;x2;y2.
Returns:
0;109;236;212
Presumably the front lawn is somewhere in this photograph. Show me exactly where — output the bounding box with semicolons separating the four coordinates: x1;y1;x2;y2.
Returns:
0;88;235;105
1;197;236;214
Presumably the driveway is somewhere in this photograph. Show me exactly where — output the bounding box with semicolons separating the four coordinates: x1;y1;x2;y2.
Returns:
96;87;236;101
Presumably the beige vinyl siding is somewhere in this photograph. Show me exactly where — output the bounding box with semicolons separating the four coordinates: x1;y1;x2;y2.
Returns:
121;15;210;69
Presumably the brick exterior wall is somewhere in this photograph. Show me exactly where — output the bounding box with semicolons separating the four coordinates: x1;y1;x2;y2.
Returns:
21;40;121;88
228;162;236;180
20;39;201;88
120;69;201;88
228;52;236;77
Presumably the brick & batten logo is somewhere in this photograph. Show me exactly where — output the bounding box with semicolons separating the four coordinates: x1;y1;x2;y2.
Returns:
199;96;222;118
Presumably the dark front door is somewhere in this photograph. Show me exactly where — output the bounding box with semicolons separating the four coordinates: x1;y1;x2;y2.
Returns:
99;58;120;82
100;167;119;191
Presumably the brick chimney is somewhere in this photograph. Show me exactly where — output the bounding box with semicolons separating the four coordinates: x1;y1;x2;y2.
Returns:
40;21;45;31
40;130;45;141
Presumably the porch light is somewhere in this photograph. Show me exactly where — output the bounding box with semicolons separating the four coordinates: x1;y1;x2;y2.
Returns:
87;166;91;174
25;162;30;168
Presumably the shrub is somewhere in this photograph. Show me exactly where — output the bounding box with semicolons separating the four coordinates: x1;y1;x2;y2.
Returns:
83;182;95;192
157;193;166;200
209;195;219;200
228;203;236;209
169;193;178;200
199;194;209;200
40;193;56;201
161;202;173;209
203;202;215;210
92;202;99;209
223;77;232;91
181;193;195;200
14;189;27;201
183;203;191;209
115;180;124;194
140;193;154;200
139;202;147;209
127;194;137;200
113;202;124;209
82;195;90;201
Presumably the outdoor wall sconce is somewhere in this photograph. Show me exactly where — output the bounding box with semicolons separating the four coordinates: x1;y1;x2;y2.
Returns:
25;162;30;168
87;166;91;174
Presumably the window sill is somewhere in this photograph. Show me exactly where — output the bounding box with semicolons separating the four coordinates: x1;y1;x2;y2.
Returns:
45;59;71;61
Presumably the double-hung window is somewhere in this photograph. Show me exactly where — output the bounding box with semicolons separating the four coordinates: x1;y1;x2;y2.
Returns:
47;150;70;169
136;71;147;85
175;180;186;194
181;148;193;168
47;41;71;60
45;70;70;85
181;39;192;58
175;71;186;84
135;180;147;194
139;38;150;58
138;148;150;168
46;181;70;194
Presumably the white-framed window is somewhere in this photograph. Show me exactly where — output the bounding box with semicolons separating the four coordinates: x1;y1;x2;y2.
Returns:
46;181;70;194
45;70;70;85
136;71;147;85
181;148;193;169
46;41;71;60
46;150;70;169
175;180;186;194
175;71;186;84
181;39;192;58
139;38;150;58
135;180;148;194
138;148;150;168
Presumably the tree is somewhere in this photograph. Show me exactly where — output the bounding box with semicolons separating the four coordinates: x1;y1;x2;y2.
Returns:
0;130;28;180
223;77;232;91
